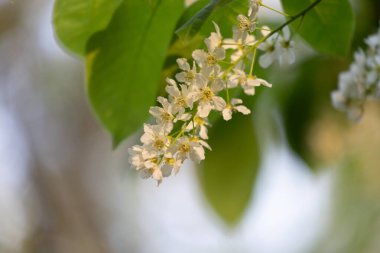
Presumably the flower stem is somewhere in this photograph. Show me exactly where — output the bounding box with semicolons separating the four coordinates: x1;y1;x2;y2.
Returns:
225;0;322;74
249;48;257;76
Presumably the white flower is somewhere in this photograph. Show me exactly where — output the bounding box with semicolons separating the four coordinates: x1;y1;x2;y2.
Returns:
193;75;226;117
366;55;380;91
192;47;225;70
365;27;380;53
140;124;170;152
149;97;175;131
142;151;160;170
233;14;256;42
173;136;210;163
223;27;255;62
200;63;222;82
175;59;199;84
229;69;272;95
278;27;295;65
331;71;366;121
128;145;146;170
128;146;165;185
222;98;251;121
258;35;277;68
248;0;261;19
331;90;364;122
165;78;195;113
331;27;380;121
193;23;225;71
141;163;163;185
161;152;183;175
186;115;210;139
338;71;366;99
205;22;223;52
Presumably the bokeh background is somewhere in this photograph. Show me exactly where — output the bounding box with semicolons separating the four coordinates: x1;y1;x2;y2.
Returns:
1;0;380;252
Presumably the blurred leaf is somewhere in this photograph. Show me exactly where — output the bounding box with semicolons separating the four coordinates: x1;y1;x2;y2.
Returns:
277;57;346;169
199;114;259;226
281;0;354;56
175;0;246;42
86;0;184;147
53;0;122;55
281;63;317;166
176;0;224;40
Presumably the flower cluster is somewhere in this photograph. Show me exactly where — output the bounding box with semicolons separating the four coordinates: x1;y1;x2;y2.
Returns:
129;0;296;184
331;25;380;121
258;26;295;68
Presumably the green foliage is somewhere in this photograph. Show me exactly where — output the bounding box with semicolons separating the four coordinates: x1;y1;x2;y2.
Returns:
53;0;122;55
86;0;184;147
277;57;346;169
199;114;259;226
176;0;246;42
176;0;232;40
281;0;355;56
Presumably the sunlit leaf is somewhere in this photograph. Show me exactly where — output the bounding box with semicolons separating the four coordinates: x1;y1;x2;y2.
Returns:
53;0;122;55
281;0;354;56
176;0;245;41
199;114;259;226
86;0;184;147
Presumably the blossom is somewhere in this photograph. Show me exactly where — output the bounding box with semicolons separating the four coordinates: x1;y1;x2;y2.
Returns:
193;75;226;117
128;145;147;171
192;24;225;70
258;30;277;68
278;27;295;65
223;26;255;62
331;25;380;120
140;124;170;152
222;98;251;121
128;146;166;184
127;1;287;184
229;69;272;95
172;136;211;163
258;26;296;68
149;97;176;131
192;47;225;70
248;0;262;18
331;90;364;122
206;22;223;52
175;58;199;85
331;71;366;121
165;78;194;113
234;14;256;42
186;115;210;139
161;152;182;175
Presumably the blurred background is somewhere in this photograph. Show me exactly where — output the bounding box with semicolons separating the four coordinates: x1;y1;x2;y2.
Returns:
1;0;380;252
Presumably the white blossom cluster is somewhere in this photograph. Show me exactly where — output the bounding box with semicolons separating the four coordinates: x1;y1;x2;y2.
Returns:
129;0;296;184
332;25;380;121
258;26;295;68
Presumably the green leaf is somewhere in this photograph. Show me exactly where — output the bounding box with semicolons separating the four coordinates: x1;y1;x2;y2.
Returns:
281;0;355;56
53;0;122;55
176;0;220;40
199;114;259;226
277;57;346;169
86;0;184;147
175;0;245;41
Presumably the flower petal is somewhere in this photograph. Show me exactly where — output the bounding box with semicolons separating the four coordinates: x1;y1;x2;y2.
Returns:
212;96;226;111
176;58;190;71
222;108;232;121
